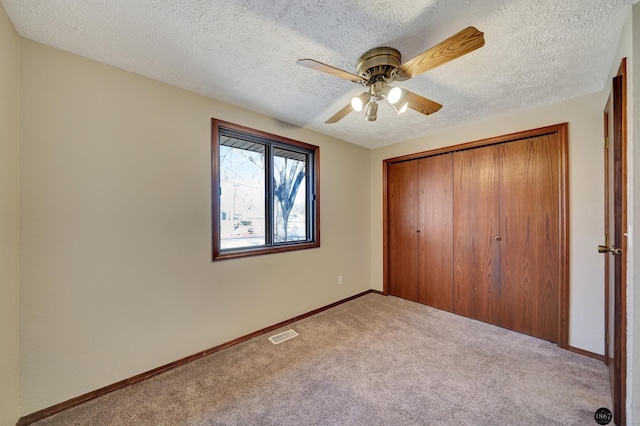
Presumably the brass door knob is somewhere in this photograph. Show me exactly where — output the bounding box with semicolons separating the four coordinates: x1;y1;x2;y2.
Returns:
598;245;623;255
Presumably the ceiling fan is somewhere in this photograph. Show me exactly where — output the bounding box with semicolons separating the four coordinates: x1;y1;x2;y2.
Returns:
297;27;484;124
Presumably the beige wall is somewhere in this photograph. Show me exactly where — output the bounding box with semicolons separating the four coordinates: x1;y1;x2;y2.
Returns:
370;91;607;355
0;3;21;426
19;40;371;414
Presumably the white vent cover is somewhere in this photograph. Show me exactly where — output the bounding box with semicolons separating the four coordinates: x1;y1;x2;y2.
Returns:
268;329;299;345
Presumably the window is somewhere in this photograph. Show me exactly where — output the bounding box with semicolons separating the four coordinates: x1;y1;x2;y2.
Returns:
212;119;320;260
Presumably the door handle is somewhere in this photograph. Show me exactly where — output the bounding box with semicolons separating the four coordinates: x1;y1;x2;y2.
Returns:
598;244;623;255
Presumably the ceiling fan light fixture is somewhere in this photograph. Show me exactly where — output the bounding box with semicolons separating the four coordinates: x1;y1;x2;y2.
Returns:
380;85;402;104
389;101;409;115
351;92;371;112
387;86;402;104
351;96;364;112
365;102;378;121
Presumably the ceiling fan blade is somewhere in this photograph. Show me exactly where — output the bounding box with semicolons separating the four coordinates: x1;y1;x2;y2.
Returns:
395;26;485;80
297;59;365;83
402;90;442;115
325;103;353;124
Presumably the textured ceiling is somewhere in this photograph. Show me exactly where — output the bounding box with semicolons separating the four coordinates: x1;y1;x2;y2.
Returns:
2;0;637;148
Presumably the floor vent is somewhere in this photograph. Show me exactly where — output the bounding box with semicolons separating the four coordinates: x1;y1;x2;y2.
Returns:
268;329;299;345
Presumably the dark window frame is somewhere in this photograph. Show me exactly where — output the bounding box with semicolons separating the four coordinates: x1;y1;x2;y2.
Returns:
211;119;320;261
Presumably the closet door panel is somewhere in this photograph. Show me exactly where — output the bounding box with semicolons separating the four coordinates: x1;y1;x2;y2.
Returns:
417;154;454;311
453;146;501;324
388;161;418;301
499;135;560;342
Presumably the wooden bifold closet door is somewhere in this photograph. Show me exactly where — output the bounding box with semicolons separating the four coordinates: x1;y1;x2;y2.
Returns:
453;135;560;342
388;154;453;311
453;144;500;326
498;135;560;342
388;160;418;302
385;125;566;344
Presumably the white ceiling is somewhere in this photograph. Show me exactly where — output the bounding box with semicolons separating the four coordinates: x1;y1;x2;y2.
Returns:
2;0;637;149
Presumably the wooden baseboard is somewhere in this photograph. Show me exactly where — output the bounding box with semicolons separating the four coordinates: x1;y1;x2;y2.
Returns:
17;289;381;426
568;345;606;362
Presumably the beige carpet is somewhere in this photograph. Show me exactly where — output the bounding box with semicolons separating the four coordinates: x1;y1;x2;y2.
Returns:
34;293;610;425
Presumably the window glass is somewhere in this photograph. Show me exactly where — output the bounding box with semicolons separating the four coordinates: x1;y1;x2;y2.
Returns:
219;138;266;250
273;148;307;243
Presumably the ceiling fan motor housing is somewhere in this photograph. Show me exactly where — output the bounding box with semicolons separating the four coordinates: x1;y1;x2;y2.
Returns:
356;47;401;83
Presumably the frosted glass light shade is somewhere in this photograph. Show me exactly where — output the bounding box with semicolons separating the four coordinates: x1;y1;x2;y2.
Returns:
365;102;378;121
351;97;364;112
388;87;402;104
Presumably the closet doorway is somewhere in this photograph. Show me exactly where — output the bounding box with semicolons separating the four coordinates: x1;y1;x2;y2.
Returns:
383;124;569;347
